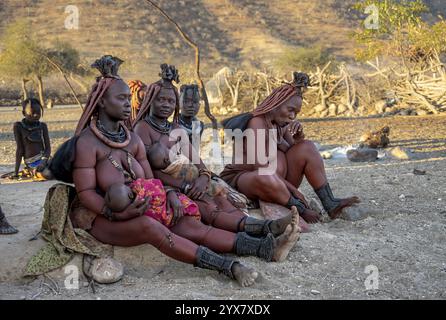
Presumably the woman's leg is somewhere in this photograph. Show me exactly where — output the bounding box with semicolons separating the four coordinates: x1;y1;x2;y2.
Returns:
171;215;301;263
237;171;290;204
90;215;258;287
285;140;327;189
170;216;236;253
285;140;360;219
236;169;320;224
91;215;197;263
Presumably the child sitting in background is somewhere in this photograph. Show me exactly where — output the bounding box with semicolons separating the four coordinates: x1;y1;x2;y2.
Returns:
178;84;204;143
12;98;51;180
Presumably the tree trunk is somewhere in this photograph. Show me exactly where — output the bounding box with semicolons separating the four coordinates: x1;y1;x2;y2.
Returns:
69;73;89;93
21;79;29;100
36;75;45;107
144;0;218;131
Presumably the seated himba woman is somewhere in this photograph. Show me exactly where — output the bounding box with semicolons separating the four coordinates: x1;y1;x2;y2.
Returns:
220;72;360;224
64;55;299;287
12;98;51;180
0;205;18;235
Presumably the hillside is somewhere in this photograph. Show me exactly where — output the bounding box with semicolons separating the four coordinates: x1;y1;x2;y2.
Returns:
0;0;445;91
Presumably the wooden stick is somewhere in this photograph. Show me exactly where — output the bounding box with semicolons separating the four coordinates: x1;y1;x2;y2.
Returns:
43;55;84;111
144;0;218;131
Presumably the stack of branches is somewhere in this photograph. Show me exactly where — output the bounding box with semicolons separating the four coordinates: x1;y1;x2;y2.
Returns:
214;64;363;118
304;62;360;117
214;70;284;115
365;51;446;115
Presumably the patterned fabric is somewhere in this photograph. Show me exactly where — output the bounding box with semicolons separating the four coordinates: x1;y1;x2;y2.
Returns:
24;184;113;277
130;178;200;228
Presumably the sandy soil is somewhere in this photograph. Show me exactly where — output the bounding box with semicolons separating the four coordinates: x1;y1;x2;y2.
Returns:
0;107;445;300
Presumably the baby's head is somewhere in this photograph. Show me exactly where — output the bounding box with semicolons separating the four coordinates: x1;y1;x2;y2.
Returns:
105;183;135;213
147;142;171;170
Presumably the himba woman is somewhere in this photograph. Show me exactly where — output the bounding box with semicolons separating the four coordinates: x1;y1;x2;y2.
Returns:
220;72;360;224
66;56;299;287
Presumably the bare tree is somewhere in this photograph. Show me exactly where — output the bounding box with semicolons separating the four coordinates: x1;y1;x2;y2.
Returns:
144;0;218;130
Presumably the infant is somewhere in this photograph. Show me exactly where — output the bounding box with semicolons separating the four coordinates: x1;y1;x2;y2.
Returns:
104;178;200;228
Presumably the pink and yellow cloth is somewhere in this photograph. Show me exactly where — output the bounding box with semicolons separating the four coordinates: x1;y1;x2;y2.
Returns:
130;178;200;228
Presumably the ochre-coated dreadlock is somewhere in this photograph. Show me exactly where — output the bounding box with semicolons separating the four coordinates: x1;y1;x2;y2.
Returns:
75;55;124;136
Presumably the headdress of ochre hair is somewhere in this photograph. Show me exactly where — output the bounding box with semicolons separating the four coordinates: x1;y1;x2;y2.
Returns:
131;63;181;127
74;55;124;136
179;84;200;105
222;72;310;130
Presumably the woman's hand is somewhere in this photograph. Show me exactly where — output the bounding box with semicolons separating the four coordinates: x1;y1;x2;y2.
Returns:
287;121;305;142
166;191;184;225
187;175;209;200
113;197;149;221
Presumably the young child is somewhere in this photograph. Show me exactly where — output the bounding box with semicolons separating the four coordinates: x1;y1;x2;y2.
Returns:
178;84;204;143
12;98;51;180
104;179;200;228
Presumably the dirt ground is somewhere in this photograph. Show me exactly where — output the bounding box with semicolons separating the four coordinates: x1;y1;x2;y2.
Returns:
0;107;445;300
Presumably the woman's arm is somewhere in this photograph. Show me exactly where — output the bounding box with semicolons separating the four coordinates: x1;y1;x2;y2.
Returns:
72;136;105;215
246;117;277;169
278;137;291;153
153;170;184;188
13;123;24;176
133;133;154;179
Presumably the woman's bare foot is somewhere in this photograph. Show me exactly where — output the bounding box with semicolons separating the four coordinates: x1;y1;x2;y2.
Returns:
268;211;293;237
272;207;301;262
231;262;259;287
300;208;321;224
328;196;361;220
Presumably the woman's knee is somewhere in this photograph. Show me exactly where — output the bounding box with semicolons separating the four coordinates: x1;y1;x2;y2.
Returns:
294;139;317;151
254;174;286;193
139;217;166;242
287;140;319;160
